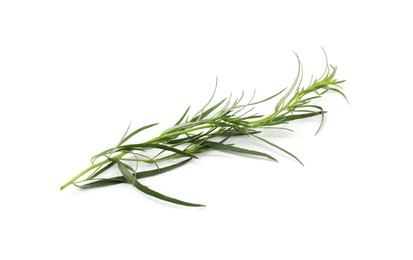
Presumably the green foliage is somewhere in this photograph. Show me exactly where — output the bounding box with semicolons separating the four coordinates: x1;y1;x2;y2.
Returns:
61;53;347;207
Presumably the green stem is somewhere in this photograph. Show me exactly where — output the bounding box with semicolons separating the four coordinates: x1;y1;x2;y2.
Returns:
60;152;126;190
60;161;107;190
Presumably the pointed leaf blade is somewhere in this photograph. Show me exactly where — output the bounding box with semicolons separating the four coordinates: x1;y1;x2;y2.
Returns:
117;161;204;207
203;141;278;162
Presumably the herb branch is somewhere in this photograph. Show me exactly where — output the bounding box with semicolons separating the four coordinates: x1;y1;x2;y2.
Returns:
61;53;346;207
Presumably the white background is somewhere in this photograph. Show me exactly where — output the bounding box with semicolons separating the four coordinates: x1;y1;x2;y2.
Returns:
1;0;412;259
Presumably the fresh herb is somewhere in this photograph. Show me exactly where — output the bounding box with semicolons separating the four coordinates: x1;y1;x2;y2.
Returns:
61;53;346;207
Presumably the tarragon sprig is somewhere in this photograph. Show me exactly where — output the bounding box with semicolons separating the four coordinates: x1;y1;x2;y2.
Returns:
60;53;346;207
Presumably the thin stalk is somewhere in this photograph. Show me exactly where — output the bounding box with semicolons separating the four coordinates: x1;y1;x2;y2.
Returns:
60;152;127;190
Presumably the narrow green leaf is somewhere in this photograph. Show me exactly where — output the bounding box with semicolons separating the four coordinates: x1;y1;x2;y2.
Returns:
247;88;286;106
253;135;303;165
299;96;321;104
165;132;206;145
192;77;218;119
241;114;263;120
300;105;325;135
75;177;125;188
137;158;192;178
120;123;159;145
217;129;261;137
117;143;198;158
117;161;204;207
329;87;350;104
87;160;116;180
278;111;325;123
192;98;226;121
275;54;302;111
203;141;278;162
175;106;191;125
78;158;193;188
90;123;158;163
91;148;117;164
